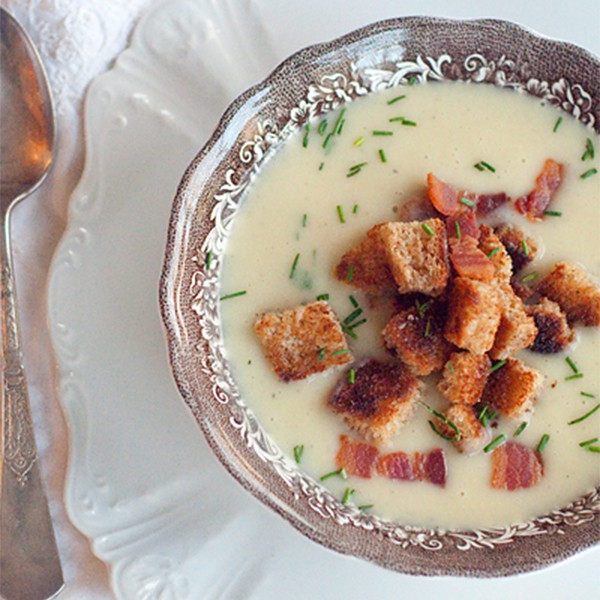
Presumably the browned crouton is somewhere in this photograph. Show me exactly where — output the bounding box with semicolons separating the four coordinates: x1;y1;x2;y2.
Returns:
438;404;491;455
382;301;453;375
510;276;535;301
444;277;502;354
489;287;538;360
537;261;600;326
375;219;449;297
527;297;575;353
479;225;513;284
438;352;491;405
494;224;539;273
335;224;397;293
328;359;421;443
481;358;544;419
255;301;352;381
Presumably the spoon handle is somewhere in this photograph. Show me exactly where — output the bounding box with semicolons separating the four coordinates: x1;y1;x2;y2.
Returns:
0;211;64;600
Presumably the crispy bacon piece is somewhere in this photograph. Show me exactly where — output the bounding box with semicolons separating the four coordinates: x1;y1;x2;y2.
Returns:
449;237;495;282
476;193;510;216
515;159;564;221
490;441;544;490
427;173;463;215
336;435;379;478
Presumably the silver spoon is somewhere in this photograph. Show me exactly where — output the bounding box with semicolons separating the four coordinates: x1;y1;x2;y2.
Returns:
0;8;64;600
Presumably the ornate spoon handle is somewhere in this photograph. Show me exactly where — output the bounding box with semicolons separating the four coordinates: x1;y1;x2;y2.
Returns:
0;209;64;600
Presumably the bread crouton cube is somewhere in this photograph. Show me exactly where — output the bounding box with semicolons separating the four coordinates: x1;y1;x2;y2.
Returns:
527;297;575;353
438;351;491;405
489;287;538;360
481;358;544;419
536;261;600;326
438;404;491;455
382;301;453;375
327;359;421;443
375;219;449;296
479;225;513;284
335;224;397;293
494;224;538;273
255;301;352;381
444;278;502;354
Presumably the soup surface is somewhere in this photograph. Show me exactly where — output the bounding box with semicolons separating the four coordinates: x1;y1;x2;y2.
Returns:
219;81;600;530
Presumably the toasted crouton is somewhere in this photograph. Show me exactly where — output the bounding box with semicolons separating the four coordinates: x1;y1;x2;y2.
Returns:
327;359;421;443
536;261;600;326
481;358;544;419
444;277;502;354
489;287;538;360
375;219;449;296
438;352;491;405
335;224;397;293
255;301;352;381
494;224;539;273
439;404;491;455
382;301;453;375
479;225;513;284
527;297;575;353
510;276;535;301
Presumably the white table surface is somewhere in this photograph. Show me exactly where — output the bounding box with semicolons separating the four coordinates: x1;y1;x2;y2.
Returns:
1;0;598;598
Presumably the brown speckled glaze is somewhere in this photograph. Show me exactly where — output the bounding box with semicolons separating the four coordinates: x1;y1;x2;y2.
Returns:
160;17;599;577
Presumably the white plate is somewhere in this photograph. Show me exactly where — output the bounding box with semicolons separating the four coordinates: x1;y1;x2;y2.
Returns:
48;0;599;597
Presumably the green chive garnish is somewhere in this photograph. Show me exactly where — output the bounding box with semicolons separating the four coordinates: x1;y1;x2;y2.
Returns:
348;369;356;384
319;162;325;171
205;251;213;270
378;148;387;163
220;290;247;301
521;272;538;283
346;266;355;283
480;161;496;172
332;348;351;356
333;108;347;136
316;293;329;301
302;123;310;147
543;210;562;217
353;204;359;214
581;392;596;398
484;434;506;453
388;116;405;122
424;318;432;337
349;295;359;307
343;308;363;325
348;318;367;330
553;116;562;132
350;162;367;171
342;487;355;504
302;213;308;227
479;405;489;427
522;240;529;256
537;434;550;452
448;361;455;374
387;94;406;105
474;163;485;172
322;132;333;149
401;119;416;126
568;403;600;425
422;222;435;236
490;359;507;373
513;421;528;437
586;446;600;453
289;253;300;278
581;138;595;161
342;324;358;339
358;504;374;510
487;247;499;258
293;444;304;463
420;401;461;442
579;438;598;447
459;197;476;207
353;136;365;147
566;356;579;373
318;120;328;135
337;205;346;223
581;168;598;179
455;220;461;239
415;299;431;317
565;373;584;381
317;348;326;362
407;76;417;85
320;468;347;481
372;130;393;136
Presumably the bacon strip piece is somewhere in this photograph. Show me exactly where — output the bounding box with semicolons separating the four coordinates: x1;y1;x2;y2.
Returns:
446;211;480;241
336;435;447;486
475;193;509;216
490;441;544;490
427;173;463;215
449;237;495;282
515;159;564;222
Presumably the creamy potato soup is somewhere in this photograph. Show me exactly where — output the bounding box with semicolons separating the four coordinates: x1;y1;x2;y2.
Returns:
218;81;600;530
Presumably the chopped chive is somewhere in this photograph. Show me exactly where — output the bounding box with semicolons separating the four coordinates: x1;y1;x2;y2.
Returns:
537;434;550;452
342;324;358;339
318;119;328;135
319;162;325;171
322;132;334;149
487;247;500;258
293;444;304;463
568;403;600;425
543;210;562;216
522;240;529;256
316;293;330;301
565;373;584;381
424;317;432;338
388;116;405;122
553;116;562;132
348;368;356;384
581;392;596;398
320;468;346;481
346;169;360;178
415;299;431;317
349;295;359;307
422;222;435;236
332;348;351;356
581;168;598;179
302;213;308;227
346;266;355;283
459;197;476;207
479;406;489;427
343;307;363;325
378;148;387;163
205;251;213;270
401;119;417;127
342;487;355;504
521;272;538;283
566;356;579;373
587;446;600;453
333;108;347;135
353;204;359;214
474;162;485;172
289;253;300;278
220;290;247;301
317;348;326;362
337;119;346;135
348;318;367;330
455;220;461;240
487;409;498;421
448;361;455;374
302;123;310;148
350;162;367;171
407;76;417;85
387;94;406;105
420;401;461;442
581;137;595;161
480;161;496;173
358;504;374;510
513;421;528;437
490;359;507;373
353;136;365;147
484;434;506;453
336;205;346;224
579;438;598;447
372;130;393;136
